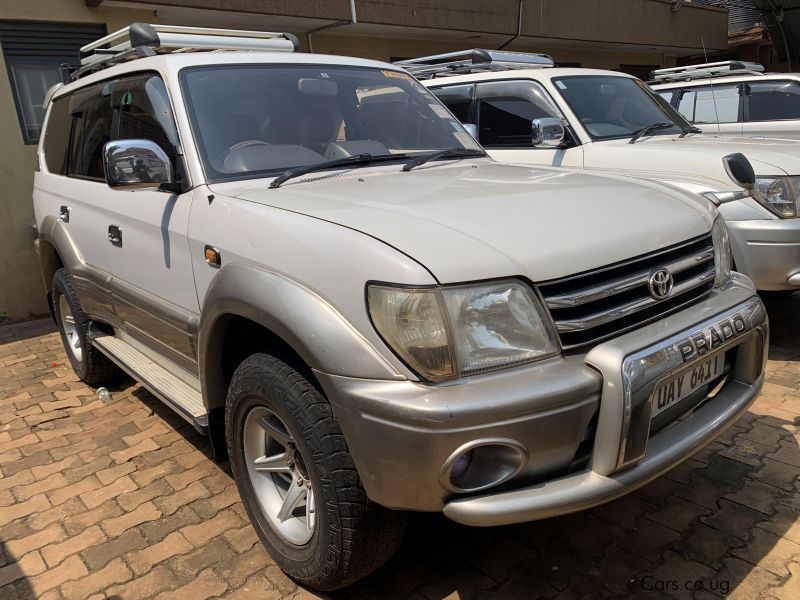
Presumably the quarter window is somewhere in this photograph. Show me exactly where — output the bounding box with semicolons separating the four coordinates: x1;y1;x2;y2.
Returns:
747;81;800;121
42;95;70;175
475;80;561;147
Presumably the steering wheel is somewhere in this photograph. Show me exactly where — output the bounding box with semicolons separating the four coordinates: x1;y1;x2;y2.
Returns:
212;140;271;171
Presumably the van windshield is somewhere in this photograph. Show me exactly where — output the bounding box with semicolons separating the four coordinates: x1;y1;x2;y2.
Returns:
552;75;690;141
181;64;482;182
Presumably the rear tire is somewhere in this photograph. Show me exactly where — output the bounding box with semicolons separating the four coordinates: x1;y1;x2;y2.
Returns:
225;352;406;591
51;268;121;386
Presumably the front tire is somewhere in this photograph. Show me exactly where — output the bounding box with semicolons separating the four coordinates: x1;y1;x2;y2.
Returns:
51;268;121;386
225;353;406;591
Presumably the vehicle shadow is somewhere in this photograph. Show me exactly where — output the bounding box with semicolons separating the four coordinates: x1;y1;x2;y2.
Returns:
335;292;800;599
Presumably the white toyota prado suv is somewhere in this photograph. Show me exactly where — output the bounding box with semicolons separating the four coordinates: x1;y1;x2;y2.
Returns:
34;25;768;590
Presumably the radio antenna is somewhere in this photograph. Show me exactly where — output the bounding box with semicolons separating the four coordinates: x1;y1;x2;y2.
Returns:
701;35;722;133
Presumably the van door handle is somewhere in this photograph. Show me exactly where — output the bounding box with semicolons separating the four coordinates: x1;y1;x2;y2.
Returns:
107;225;122;247
59;206;70;222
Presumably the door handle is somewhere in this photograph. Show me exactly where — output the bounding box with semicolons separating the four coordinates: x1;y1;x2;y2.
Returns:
107;225;122;247
59;206;70;223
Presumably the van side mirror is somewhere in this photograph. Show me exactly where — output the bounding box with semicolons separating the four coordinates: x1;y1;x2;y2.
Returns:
722;153;755;191
462;123;478;139
104;140;174;191
531;118;565;148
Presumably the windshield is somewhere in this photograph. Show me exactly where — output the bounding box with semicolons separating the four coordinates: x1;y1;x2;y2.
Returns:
552;75;690;141
181;64;482;182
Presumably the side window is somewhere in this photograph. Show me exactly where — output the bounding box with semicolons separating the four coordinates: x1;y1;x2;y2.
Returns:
42;95;70;175
475;80;561;148
430;84;475;124
680;84;741;123
67;84;113;180
113;75;179;161
656;90;676;105
747;80;800;121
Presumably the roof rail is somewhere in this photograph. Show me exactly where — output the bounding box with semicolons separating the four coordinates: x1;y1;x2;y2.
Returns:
394;49;554;79
650;60;764;83
72;23;300;81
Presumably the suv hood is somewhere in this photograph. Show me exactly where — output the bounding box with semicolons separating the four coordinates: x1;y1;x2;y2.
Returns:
585;134;797;190
225;161;713;283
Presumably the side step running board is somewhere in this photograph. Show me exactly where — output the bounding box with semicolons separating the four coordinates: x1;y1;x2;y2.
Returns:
92;335;208;433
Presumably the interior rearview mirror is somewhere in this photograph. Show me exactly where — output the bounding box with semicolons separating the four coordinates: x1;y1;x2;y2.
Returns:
298;77;338;97
103;140;173;191
531;118;565;148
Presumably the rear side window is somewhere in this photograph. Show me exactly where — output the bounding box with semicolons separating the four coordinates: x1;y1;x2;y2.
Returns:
747;80;800;121
475;80;561;147
67;84;113;180
42;96;70;175
677;84;741;123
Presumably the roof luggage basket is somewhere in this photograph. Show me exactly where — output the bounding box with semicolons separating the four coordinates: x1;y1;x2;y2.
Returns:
395;49;554;79
650;60;765;83
72;23;300;80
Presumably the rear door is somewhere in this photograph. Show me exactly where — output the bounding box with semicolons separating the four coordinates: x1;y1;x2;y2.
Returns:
742;79;800;139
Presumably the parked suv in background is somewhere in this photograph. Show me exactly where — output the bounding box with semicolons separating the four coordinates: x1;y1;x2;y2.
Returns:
651;60;800;139
407;50;800;292
35;26;768;590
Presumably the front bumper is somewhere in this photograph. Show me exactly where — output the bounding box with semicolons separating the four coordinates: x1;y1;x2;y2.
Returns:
316;276;767;522
726;217;800;290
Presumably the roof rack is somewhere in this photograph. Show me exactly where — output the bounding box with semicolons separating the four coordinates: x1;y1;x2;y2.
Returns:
394;49;554;79
650;60;764;83
72;23;299;81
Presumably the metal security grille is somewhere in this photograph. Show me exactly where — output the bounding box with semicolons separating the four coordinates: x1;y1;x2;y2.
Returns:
0;21;106;143
538;235;716;349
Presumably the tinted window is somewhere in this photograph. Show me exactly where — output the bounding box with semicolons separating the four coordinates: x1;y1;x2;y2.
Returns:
677;85;740;123
475;80;561;147
42;95;70;175
431;84;474;124
181;65;481;182
748;80;800;121
554;75;686;140
67;84;113;179
113;76;178;161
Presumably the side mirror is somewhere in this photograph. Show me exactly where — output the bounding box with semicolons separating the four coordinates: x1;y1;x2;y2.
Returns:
462;123;478;140
531;118;565;148
104;140;173;191
722;152;755;191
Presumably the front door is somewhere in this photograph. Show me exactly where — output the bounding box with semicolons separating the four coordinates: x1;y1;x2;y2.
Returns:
102;74;199;364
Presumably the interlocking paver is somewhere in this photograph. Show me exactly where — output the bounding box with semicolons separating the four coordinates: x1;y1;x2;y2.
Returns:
0;294;797;598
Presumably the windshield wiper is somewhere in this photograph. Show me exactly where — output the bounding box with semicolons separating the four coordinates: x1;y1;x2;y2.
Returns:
401;147;486;172
269;153;405;189
679;126;703;138
628;122;675;144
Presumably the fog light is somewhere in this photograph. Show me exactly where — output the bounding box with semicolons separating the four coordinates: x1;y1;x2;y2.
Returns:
450;450;474;478
439;439;528;494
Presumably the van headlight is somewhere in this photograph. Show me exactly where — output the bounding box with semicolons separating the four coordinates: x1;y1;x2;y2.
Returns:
754;176;800;218
368;280;559;381
712;216;732;287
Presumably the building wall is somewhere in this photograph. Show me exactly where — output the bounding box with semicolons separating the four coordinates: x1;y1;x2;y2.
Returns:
0;0;718;323
0;0;160;323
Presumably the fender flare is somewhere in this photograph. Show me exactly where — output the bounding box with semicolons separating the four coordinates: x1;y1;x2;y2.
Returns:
198;262;404;410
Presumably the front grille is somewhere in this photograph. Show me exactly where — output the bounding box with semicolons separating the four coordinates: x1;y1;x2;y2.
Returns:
538;234;715;350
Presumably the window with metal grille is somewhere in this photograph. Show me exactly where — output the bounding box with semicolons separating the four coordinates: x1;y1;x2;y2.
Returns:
0;21;106;144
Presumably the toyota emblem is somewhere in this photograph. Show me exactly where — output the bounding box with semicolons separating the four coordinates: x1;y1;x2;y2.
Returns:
648;268;674;300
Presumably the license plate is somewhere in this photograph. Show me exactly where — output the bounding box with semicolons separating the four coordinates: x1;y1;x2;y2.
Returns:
651;352;724;419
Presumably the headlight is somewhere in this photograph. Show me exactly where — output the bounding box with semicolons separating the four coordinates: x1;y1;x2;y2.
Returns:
754;176;800;218
368;280;558;380
712;216;732;287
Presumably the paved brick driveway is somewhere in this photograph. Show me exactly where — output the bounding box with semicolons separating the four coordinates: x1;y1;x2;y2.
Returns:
0;294;798;600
